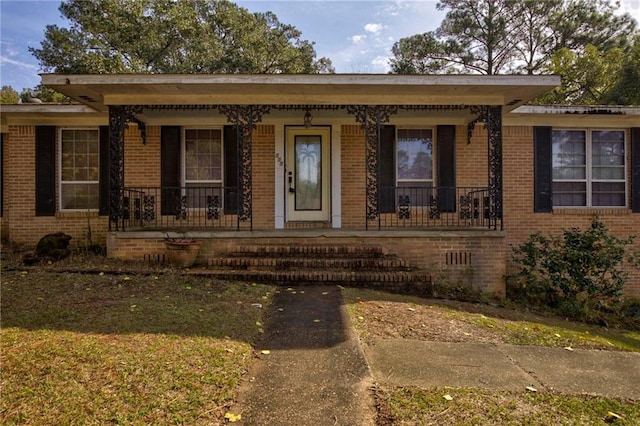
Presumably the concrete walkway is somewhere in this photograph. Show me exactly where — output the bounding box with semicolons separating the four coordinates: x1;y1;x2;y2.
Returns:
232;286;640;425
366;339;640;400
232;286;376;425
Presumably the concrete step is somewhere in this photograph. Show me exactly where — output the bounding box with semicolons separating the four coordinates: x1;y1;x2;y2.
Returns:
207;256;409;271
187;268;432;289
230;244;387;258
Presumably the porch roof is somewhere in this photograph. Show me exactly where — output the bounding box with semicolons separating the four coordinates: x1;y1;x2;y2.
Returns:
40;73;560;113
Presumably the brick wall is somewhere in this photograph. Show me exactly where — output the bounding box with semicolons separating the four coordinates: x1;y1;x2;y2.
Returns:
3;125;109;248
340;125;366;228
252;125;275;229
502;126;640;297
107;230;506;295
125;125;160;188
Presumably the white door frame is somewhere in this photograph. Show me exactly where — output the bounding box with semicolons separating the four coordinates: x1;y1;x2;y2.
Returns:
285;126;331;222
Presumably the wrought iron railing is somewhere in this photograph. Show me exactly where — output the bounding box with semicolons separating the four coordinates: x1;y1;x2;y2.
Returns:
370;186;500;230
121;186;247;230
119;185;500;231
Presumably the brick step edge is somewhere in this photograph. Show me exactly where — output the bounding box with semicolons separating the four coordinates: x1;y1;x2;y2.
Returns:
207;257;409;270
186;269;431;284
232;244;386;257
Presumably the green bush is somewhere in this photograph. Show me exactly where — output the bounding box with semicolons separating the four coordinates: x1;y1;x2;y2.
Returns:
510;217;639;322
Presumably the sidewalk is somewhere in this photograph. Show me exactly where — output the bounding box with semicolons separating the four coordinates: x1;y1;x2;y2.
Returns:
365;339;640;400
232;286;640;425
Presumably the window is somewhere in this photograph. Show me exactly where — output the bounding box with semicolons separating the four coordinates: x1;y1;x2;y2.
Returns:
59;129;99;211
552;129;626;207
397;128;433;185
183;128;223;208
396;128;434;207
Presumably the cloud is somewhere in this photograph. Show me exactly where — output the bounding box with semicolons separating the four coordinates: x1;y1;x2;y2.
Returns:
0;55;39;71
371;55;391;72
350;34;366;44
364;23;385;34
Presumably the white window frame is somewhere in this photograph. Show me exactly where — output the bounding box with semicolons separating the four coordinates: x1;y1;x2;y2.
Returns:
552;128;627;208
181;127;224;210
58;127;100;212
395;127;435;186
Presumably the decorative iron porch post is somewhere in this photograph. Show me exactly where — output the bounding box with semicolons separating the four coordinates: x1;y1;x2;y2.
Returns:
107;105;144;230
486;106;503;230
468;105;504;230
347;105;398;229
219;105;270;229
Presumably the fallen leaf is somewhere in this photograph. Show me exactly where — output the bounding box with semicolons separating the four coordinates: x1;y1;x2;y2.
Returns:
224;412;242;422
443;394;453;401
99;272;104;276
256;321;262;326
526;386;537;392
605;411;622;423
124;276;131;281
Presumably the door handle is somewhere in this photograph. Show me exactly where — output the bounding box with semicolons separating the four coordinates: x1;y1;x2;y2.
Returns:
288;171;295;193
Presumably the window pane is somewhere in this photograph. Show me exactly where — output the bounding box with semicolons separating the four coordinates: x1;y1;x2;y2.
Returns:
591;130;624;166
552;130;586;180
397;129;433;180
61;183;99;210
60;129;99;210
593;167;625;180
185;129;222;183
593;182;625;207
553;181;586;207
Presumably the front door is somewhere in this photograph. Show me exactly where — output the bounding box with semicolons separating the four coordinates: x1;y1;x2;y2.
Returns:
286;127;331;222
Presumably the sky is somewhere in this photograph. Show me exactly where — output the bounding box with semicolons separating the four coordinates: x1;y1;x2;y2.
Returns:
1;0;639;93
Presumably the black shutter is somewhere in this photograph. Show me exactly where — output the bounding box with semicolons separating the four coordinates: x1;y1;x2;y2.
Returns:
632;127;640;213
224;125;239;214
35;126;56;216
534;126;553;213
161;126;181;215
437;125;456;212
378;125;396;214
99;126;110;216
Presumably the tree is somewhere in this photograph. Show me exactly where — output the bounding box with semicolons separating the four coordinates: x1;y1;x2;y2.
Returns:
20;85;70;103
601;35;640;105
390;0;637;76
0;86;20;104
30;0;333;75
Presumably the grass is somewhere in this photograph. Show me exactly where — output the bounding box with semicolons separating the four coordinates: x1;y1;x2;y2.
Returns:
377;386;640;425
343;287;640;352
1;269;274;425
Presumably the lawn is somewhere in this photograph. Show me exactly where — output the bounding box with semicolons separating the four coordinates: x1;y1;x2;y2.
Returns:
342;288;640;425
1;269;273;425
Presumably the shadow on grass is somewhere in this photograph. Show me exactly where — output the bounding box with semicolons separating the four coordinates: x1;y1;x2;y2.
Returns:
1;269;273;343
1;268;351;349
342;287;640;352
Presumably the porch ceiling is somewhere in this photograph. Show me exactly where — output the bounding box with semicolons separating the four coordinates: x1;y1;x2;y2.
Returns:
41;74;560;113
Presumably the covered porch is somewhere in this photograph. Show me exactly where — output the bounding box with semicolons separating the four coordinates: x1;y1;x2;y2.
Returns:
43;74;559;234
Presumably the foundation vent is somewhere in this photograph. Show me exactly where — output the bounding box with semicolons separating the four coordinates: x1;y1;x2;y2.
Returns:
445;251;471;266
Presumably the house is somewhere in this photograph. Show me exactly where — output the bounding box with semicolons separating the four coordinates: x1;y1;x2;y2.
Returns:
1;74;638;296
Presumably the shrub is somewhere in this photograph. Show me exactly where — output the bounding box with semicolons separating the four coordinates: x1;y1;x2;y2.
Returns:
510;217;639;322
